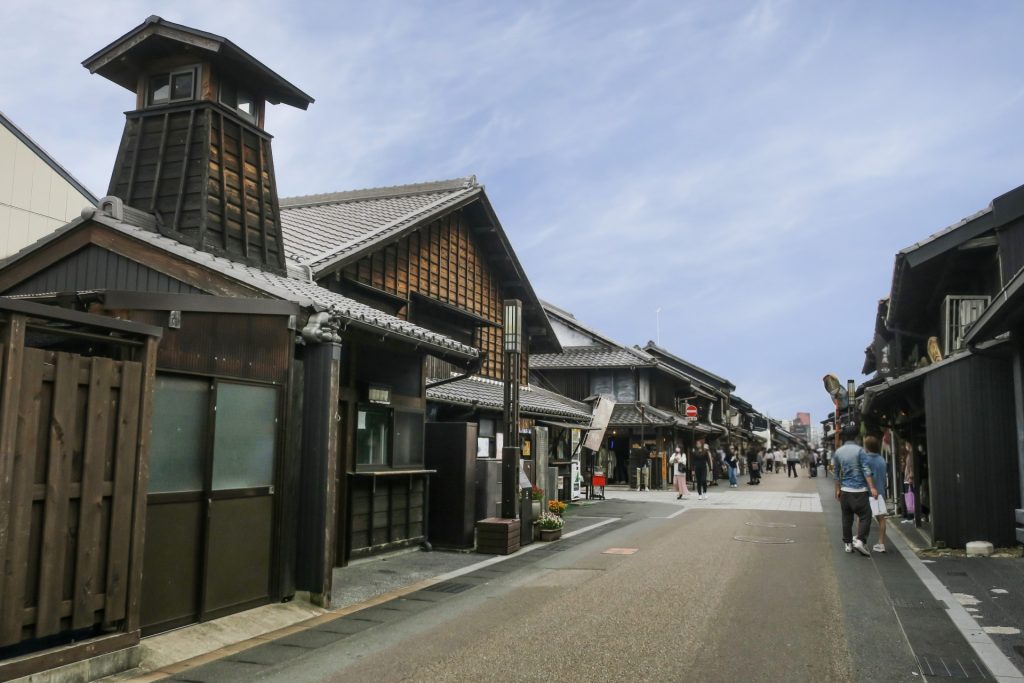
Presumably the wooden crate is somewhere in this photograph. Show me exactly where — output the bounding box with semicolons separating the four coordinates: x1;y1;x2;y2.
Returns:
475;518;520;555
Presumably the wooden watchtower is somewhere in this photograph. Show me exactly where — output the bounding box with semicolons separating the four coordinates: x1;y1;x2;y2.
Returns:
82;16;314;275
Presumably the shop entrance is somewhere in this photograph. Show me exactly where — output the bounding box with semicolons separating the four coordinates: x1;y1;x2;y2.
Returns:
140;375;280;634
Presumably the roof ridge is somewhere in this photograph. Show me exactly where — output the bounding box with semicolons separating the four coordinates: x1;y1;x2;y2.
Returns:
280;176;478;208
294;185;479;266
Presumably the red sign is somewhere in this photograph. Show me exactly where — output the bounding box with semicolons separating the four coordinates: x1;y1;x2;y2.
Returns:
685;404;699;419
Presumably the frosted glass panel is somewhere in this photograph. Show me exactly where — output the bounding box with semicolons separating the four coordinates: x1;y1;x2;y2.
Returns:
150;376;208;493
356;407;389;466
212;382;278;490
393;411;423;467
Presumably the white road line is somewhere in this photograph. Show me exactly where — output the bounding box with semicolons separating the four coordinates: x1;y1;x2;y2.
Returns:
429;517;621;584
889;525;1024;682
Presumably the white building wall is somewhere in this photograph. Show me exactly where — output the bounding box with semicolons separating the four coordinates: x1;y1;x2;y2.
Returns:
0;122;94;258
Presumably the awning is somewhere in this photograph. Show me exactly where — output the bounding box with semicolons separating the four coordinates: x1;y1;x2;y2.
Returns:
535;419;598;430
964;265;1024;344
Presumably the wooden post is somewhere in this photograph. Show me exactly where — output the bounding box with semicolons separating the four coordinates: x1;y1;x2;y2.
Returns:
124;337;158;634
0;313;25;600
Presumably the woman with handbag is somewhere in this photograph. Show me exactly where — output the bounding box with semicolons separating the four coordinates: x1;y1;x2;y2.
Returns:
669;447;689;500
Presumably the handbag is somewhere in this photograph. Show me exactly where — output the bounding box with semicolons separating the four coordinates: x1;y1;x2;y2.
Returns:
904;489;916;515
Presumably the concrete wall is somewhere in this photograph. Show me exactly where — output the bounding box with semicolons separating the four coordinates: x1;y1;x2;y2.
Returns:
0;121;94;258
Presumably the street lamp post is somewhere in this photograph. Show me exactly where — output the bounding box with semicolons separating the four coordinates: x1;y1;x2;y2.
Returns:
501;299;523;519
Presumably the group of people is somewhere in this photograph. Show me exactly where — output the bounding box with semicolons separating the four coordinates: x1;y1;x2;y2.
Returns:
833;426;889;555
743;445;821;485
668;442;742;501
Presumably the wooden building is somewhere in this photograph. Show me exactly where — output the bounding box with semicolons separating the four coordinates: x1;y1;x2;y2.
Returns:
0;112;97;257
530;303;733;486
278;177;588;557
0;17;481;676
861;183;1024;548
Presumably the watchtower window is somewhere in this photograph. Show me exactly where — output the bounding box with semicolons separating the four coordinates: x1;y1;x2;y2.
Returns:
220;81;256;122
147;68;196;106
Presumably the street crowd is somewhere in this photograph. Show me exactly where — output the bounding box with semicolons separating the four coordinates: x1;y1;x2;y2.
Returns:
621;435;891;557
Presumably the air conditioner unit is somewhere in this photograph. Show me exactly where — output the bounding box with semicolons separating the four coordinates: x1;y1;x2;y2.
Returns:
941;295;990;356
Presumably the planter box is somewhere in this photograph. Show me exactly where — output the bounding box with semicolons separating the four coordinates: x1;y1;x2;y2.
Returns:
539;527;562;542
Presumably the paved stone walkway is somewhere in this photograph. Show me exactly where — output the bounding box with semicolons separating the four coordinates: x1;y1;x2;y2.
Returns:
605;484;823;513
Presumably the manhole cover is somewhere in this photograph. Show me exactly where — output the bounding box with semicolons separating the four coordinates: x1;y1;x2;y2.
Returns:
732;535;795;544
422;581;474;594
745;522;797;528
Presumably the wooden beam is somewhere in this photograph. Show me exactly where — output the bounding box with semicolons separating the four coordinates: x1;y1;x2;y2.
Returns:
0;315;26;642
124;337;158;633
172;109;196;231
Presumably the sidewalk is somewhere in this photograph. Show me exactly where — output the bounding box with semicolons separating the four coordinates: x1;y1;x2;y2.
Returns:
97;500;630;682
814;475;1024;682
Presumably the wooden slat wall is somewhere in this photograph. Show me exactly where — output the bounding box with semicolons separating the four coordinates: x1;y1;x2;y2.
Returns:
348;477;425;554
107;105;286;275
342;210;512;380
0;348;145;647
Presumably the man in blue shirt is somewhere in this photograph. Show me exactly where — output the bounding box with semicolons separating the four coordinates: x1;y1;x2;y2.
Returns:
862;435;888;552
832;424;878;556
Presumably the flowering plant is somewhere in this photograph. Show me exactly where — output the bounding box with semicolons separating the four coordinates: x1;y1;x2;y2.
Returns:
548;499;567;516
531;485;544;501
537;511;564;530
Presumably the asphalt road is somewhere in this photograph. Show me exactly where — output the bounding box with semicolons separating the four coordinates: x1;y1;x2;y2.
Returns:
257;475;856;683
164;470;1016;683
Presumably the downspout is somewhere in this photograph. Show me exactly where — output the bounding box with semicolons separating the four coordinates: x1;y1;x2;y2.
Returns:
425;352;486;390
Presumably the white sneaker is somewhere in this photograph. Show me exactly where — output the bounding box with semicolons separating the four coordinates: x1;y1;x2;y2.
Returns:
852;538;870;556
844;543;853;553
873;544;886;553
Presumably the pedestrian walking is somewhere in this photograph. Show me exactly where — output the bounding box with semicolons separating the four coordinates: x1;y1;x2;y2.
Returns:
862;435;888;552
724;447;739;487
746;446;760;485
669;447;689;500
765;448;775;473
786;447;799;478
692;443;712;500
832;424;879;556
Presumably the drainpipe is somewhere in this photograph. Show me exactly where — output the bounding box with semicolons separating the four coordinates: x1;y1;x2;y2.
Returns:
425;353;485;390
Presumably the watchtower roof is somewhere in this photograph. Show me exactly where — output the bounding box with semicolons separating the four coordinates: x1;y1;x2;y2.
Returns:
81;15;314;109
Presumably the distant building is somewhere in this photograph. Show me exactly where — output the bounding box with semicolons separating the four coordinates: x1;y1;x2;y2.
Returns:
791;411;811;440
0;112;97;256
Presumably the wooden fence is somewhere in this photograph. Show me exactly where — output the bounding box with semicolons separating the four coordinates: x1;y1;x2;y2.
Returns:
0;302;159;680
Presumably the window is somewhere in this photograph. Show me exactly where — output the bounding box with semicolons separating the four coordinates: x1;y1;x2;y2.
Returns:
147;68;197;106
356;406;390;466
220;81;256;122
355;406;425;469
148;374;279;492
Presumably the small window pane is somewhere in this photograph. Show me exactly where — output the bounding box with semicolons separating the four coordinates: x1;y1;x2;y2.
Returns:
148;74;170;105
236;91;254;117
393;411;424;467
220;81;237;108
171;72;194;100
149;376;207;492
212;382;277;490
357;407;389;466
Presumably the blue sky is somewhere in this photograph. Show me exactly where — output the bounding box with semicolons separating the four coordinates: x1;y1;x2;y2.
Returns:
4;1;1024;428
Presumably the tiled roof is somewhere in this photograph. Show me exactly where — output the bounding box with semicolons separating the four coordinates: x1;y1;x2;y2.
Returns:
531;345;655;370
279;177;480;271
426;375;591;420
1;206;478;360
608;402;677;427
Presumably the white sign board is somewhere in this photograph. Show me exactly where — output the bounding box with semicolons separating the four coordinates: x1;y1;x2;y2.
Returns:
583;397;615;451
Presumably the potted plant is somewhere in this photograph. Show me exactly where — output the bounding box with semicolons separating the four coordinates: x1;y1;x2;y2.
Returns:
537;511;564;541
531;485;544;518
547;499;567;516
